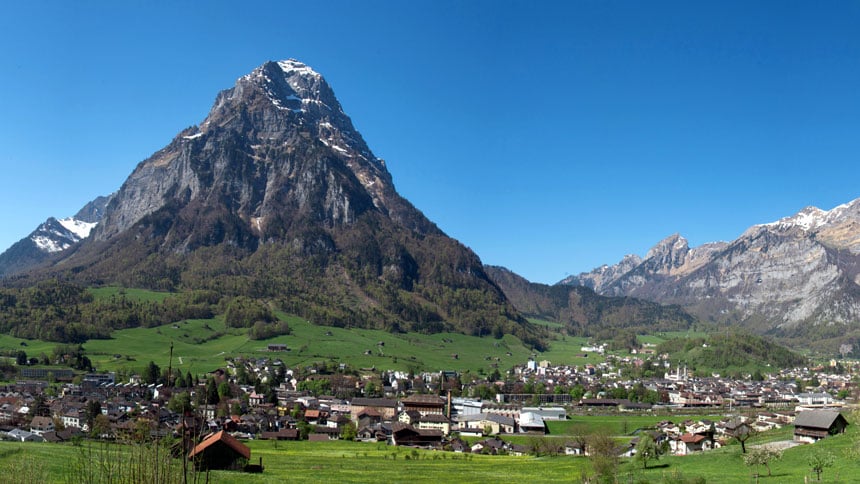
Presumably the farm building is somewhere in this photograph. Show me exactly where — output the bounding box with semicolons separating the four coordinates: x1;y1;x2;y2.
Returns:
793;409;849;443
189;430;251;471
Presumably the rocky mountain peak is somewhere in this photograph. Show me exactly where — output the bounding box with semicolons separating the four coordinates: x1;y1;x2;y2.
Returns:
642;233;690;275
95;59;420;244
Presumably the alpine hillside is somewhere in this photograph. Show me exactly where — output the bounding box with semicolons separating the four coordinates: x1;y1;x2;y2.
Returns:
15;60;539;345
485;265;696;340
561;199;860;350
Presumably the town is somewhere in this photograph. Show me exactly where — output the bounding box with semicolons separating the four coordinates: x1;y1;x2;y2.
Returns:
0;341;854;472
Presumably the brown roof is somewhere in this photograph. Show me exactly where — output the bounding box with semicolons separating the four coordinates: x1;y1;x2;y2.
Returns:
351;398;397;408
680;433;705;444
188;430;251;460
357;407;381;418
401;394;445;406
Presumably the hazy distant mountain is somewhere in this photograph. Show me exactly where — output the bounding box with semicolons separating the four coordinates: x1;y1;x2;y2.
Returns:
561;199;860;345
0;195;112;277
21;60;538;344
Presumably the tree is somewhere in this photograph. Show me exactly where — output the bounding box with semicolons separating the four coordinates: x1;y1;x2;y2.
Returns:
729;420;753;453
340;422;357;441
143;361;160;385
168;392;194;414
91;413;111;438
84;400;102;431
205;377;219;405
587;433;619;483
15;350;27;366
217;381;232;401
634;433;660;469
743;446;782;477
807;450;835;481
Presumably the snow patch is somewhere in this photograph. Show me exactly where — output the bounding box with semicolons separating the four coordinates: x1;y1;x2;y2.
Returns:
182;132;204;140
58;218;97;239
32;236;70;253
276;59;321;79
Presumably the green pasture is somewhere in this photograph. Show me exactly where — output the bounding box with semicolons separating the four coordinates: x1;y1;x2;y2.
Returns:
2;424;860;483
0;313;539;376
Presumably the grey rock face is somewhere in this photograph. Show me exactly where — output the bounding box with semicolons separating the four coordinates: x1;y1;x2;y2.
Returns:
96;59;435;249
562;199;860;330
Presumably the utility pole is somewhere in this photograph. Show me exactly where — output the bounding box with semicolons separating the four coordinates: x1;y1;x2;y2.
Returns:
168;341;174;387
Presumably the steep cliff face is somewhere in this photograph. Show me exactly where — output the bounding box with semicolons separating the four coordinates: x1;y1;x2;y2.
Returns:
96;60;434;248
562;199;860;334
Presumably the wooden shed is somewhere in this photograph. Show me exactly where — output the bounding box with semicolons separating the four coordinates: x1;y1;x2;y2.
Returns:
188;430;251;471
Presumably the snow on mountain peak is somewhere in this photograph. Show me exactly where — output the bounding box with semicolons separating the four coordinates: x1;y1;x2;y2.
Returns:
760;202;857;232
58;217;97;239
276;59;321;79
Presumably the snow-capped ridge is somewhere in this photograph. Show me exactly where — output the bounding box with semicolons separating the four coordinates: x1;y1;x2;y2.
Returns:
758;198;860;233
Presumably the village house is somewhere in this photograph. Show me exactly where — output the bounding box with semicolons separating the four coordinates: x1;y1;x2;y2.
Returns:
29;415;54;436
400;394;446;416
416;413;451;435
793;409;849;443
350;398;397;421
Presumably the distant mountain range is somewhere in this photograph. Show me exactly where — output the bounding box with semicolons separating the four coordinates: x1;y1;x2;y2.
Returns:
0;195;112;277
561;199;860;349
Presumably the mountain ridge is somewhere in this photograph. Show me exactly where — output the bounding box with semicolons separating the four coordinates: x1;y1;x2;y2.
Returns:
560;198;860;349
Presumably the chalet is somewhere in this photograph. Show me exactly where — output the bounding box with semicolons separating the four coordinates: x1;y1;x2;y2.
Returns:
793;410;849;443
267;344;288;352
188;430;251;471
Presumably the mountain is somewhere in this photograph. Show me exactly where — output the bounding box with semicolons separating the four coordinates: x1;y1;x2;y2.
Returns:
485;265;695;338
0;195;112;277
561;199;860;348
20;60;538;345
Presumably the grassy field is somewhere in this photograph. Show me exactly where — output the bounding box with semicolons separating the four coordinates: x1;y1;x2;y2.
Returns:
1;424;859;483
0;314;540;377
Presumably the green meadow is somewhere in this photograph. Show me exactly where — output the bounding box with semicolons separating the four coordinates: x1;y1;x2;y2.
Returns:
0;289;612;377
1;422;859;483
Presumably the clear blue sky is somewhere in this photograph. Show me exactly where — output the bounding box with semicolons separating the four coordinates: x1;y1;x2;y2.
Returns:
2;1;859;284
